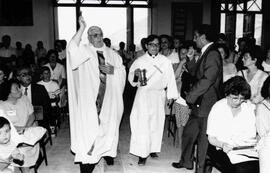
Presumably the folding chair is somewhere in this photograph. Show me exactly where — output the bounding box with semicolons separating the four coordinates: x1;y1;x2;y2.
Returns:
32;105;52;172
29;132;48;173
34;105;52;146
50;98;61;135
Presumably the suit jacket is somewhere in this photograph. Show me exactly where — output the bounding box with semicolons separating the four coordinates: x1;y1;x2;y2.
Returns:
186;43;223;117
181;58;198;99
31;83;52;128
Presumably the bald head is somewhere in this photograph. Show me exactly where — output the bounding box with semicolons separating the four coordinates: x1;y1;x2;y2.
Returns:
87;26;104;48
87;26;103;36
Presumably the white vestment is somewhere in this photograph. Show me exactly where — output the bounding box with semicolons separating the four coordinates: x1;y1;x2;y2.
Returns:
67;40;126;164
128;53;178;157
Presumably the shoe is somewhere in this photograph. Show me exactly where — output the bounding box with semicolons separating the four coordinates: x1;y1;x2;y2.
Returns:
171;162;193;170
150;153;158;158
138;157;147;166
103;156;114;165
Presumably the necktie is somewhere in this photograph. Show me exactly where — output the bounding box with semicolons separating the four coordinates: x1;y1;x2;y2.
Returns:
24;87;28;96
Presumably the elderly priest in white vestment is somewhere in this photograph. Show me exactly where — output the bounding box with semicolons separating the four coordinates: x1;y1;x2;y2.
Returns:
128;34;178;166
67;16;126;173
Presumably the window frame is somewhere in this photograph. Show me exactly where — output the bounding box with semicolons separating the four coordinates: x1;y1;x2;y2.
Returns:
220;0;263;46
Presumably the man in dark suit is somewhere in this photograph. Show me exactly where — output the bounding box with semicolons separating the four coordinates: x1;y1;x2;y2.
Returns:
16;65;52;130
172;24;223;173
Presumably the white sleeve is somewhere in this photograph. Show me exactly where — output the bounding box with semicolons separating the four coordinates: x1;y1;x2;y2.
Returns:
128;59;140;87
67;40;90;70
60;65;67;79
206;103;221;137
111;52;126;93
166;63;178;100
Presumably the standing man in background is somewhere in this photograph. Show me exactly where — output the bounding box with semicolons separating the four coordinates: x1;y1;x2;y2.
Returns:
67;15;126;173
172;24;223;173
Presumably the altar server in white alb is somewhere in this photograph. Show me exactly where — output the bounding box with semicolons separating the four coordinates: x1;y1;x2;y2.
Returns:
67;15;126;173
128;34;178;166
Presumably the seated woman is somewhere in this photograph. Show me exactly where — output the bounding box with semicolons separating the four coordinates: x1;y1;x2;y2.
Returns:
37;66;60;134
0;80;40;171
256;75;270;173
237;48;268;104
207;76;259;173
0;80;35;132
216;43;237;82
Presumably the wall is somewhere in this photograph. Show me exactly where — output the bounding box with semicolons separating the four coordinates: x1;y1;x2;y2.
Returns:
0;0;212;49
0;0;54;50
151;0;212;36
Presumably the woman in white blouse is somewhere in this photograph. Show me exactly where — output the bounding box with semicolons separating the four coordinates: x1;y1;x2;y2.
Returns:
160;34;179;64
0;80;40;170
0;80;34;130
237;48;268;104
216;43;237;82
207;76;259;173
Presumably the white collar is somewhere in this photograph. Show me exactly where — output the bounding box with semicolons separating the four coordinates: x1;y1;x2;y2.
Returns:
21;84;31;90
147;52;158;58
90;44;106;52
201;42;213;56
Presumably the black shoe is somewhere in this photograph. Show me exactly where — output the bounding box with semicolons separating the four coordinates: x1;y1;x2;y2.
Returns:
171;162;193;170
150;153;158;158
138;157;147;166
104;156;114;165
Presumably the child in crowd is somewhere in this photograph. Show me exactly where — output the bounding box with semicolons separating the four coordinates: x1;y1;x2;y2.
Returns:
37;66;60;135
0;116;24;173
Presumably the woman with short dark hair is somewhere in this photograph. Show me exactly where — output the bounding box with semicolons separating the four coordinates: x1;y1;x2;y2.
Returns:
159;34;179;64
207;76;259;173
216;43;237;82
0;79;35;129
237;48;268;104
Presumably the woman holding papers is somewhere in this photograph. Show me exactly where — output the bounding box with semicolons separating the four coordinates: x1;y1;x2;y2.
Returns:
206;76;259;173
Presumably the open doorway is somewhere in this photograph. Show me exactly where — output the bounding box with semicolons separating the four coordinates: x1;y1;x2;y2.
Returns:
171;3;202;41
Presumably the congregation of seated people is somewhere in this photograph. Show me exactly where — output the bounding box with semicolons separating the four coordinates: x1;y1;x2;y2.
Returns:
1;29;270;173
0;35;67;172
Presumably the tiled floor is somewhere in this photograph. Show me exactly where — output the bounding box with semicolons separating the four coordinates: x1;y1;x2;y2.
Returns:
37;85;219;173
37;113;198;173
